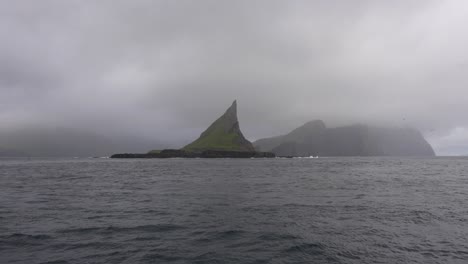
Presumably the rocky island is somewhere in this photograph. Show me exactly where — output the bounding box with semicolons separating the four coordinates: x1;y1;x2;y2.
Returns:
111;101;275;158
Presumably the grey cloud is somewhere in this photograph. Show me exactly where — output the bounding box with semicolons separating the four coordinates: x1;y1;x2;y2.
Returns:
1;0;468;155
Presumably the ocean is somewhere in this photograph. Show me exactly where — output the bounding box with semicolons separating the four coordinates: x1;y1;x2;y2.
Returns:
1;157;467;263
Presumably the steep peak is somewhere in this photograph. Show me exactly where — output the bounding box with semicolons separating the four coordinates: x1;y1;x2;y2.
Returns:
221;100;237;123
183;100;255;152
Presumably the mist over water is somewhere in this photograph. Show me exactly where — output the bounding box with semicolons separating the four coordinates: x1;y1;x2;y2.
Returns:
1;157;468;263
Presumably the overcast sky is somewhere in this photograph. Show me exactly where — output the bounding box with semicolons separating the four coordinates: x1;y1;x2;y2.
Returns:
1;0;468;155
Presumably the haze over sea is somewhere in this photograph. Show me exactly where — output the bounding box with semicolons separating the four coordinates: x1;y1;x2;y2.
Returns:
1;157;468;264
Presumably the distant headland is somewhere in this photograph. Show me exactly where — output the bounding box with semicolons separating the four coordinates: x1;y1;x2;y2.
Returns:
254;120;435;157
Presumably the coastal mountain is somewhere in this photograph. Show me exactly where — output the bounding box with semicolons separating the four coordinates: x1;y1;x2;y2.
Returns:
254;120;435;156
183;100;256;152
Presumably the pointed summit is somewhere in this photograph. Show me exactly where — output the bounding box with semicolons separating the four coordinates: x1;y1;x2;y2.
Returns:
183;100;255;152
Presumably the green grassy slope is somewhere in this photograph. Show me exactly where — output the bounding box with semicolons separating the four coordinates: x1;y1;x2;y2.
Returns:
182;100;255;152
183;124;246;152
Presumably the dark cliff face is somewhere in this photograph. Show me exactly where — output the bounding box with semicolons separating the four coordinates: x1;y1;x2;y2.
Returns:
366;127;435;156
254;121;435;157
183;100;255;152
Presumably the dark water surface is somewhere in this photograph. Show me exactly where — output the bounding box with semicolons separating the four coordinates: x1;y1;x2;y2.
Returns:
1;157;468;264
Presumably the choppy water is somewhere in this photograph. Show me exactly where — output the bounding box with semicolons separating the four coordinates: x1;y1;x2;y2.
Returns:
1;157;468;264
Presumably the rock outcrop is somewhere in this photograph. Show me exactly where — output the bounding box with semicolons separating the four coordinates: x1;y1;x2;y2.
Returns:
112;101;274;158
254;120;435;157
111;149;275;159
183;100;256;152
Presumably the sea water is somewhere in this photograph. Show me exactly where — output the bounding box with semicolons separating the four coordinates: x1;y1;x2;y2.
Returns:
1;157;467;263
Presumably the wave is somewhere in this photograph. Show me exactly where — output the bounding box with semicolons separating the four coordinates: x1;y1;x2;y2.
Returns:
4;233;53;240
283;242;325;254
57;224;185;235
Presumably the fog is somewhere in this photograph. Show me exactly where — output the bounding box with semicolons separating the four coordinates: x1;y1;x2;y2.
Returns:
1;0;468;155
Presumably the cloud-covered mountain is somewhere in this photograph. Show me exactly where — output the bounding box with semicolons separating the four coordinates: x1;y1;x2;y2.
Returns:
0;127;164;157
254;120;435;156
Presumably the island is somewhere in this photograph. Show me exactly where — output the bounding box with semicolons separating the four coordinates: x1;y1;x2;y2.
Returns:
111;101;275;158
112;102;435;159
254;120;435;157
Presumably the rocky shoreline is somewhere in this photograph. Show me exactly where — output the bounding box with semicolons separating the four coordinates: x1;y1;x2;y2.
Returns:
110;149;275;159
